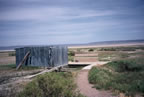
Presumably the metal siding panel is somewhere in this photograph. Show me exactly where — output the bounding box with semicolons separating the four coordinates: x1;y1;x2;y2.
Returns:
16;46;68;67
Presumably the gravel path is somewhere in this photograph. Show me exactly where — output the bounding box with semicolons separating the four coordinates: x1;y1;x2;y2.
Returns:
76;62;118;97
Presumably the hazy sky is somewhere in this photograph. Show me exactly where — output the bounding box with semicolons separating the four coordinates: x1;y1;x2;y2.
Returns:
0;0;144;46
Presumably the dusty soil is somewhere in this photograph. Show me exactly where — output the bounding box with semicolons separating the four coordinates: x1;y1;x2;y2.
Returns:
0;51;15;65
73;53;98;62
75;53;98;57
74;57;98;62
0;57;15;65
0;69;43;97
76;70;117;97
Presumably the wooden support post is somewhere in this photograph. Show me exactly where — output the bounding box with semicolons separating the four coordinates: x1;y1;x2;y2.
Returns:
16;51;30;70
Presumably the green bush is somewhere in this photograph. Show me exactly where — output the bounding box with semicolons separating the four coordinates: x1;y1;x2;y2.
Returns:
88;49;94;52
68;51;75;62
88;59;144;96
98;47;116;51
9;52;16;56
88;67;114;90
107;60;144;72
68;51;75;56
17;72;84;97
68;56;74;62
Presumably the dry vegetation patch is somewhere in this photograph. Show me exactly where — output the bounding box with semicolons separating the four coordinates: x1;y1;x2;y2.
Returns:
17;72;85;97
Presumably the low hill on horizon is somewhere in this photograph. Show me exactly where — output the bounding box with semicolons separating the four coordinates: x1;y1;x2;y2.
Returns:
88;39;144;45
0;39;144;51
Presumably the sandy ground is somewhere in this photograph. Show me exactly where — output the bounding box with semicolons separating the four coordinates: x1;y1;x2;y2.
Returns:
74;57;98;62
0;51;15;65
69;43;144;49
0;57;15;65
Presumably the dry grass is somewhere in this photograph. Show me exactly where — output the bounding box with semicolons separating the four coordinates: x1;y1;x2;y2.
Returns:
69;45;144;62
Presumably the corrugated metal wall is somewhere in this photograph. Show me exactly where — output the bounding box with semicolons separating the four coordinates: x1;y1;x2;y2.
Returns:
15;46;68;67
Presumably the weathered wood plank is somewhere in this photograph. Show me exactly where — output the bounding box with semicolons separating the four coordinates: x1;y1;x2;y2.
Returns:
16;51;30;70
24;64;67;79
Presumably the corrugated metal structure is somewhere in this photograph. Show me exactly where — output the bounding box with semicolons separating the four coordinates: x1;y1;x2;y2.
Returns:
15;46;68;67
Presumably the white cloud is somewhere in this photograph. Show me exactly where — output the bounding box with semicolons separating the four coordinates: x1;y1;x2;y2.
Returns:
0;6;117;21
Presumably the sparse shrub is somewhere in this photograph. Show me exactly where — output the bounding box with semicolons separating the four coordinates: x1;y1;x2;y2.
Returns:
75;60;79;62
107;60;144;72
68;51;75;62
68;51;75;56
68;56;74;62
9;52;16;56
99;48;116;51
17;72;84;97
77;49;81;53
98;47;143;51
88;48;94;52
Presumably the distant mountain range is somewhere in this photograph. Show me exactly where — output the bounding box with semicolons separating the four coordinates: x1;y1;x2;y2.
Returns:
0;39;144;51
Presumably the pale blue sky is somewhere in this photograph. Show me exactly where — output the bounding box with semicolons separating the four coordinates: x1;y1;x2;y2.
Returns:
0;0;144;46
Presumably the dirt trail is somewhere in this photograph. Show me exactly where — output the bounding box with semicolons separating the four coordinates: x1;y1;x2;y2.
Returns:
76;62;117;97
